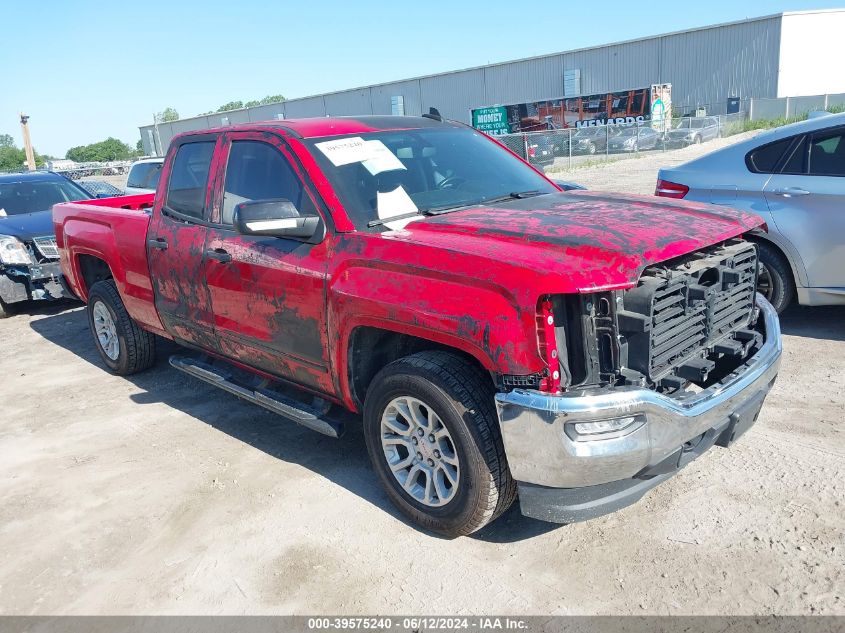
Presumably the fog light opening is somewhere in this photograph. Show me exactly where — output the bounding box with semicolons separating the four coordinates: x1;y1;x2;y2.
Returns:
568;415;645;441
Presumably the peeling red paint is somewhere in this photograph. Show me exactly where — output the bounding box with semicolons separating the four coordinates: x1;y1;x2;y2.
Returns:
54;118;764;414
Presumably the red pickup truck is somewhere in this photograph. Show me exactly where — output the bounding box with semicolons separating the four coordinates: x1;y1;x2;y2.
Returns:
54;115;782;536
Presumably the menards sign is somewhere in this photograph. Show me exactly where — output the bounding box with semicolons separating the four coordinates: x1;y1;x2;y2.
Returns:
470;84;671;133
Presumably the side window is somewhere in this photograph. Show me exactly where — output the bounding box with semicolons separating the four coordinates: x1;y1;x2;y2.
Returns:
781;137;808;175
165;142;215;219
808;129;845;177
221;140;316;225
746;137;794;174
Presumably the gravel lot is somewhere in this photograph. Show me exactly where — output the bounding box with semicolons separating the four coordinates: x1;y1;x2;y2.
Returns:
546;131;762;193
1;137;843;615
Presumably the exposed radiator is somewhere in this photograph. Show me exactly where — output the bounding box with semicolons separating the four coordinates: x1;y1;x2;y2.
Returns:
619;241;758;382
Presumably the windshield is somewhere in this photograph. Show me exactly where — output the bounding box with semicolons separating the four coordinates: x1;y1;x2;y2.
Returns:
0;178;89;216
304;126;557;230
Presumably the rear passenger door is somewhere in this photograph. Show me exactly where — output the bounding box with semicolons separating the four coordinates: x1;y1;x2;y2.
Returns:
763;125;845;289
148;136;221;350
203;132;334;395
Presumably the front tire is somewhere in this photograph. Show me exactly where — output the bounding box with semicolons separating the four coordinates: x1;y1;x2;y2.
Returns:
756;242;795;314
363;351;516;537
87;280;156;375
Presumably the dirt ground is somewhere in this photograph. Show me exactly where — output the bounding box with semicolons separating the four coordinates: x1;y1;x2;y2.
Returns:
1;142;843;616
546;131;763;193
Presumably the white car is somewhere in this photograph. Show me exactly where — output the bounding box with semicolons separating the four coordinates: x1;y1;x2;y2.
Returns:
124;157;164;195
656;112;845;313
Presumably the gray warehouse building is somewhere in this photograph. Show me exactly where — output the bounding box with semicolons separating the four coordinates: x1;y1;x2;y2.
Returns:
139;9;845;155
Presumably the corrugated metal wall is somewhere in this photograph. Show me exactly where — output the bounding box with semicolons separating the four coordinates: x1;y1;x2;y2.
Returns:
140;15;783;154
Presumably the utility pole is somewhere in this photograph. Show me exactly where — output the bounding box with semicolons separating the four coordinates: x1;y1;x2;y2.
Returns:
19;113;36;171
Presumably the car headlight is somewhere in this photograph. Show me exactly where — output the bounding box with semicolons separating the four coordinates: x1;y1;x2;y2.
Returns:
0;235;32;265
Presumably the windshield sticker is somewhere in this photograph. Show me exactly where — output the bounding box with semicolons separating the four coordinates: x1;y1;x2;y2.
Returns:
316;137;406;175
315;136;372;166
376;185;418;230
361;140;406;175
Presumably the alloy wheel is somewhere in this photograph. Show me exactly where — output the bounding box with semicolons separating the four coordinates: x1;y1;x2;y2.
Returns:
92;300;120;360
380;396;460;507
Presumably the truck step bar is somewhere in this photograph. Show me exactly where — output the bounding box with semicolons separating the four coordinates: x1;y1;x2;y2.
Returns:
169;355;345;438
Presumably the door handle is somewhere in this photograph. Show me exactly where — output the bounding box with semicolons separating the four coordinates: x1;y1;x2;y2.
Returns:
147;237;168;250
205;247;232;263
772;187;810;197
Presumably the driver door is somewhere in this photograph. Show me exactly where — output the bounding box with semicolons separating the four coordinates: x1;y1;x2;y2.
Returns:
203;132;334;395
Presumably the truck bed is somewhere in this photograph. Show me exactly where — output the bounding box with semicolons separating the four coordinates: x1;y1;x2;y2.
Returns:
53;193;166;335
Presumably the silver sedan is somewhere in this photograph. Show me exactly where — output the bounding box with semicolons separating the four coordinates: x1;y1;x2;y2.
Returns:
656;112;845;313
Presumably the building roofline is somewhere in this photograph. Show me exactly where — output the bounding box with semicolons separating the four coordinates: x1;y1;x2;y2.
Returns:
141;9;841;131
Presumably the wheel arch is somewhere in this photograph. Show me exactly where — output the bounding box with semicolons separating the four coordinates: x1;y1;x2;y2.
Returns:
74;253;115;300
343;324;496;412
745;232;802;292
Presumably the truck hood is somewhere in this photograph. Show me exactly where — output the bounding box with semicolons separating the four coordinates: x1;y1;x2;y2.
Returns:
0;210;54;240
394;191;764;293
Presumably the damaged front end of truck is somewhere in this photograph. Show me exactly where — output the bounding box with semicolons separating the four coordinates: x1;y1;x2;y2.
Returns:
496;239;781;523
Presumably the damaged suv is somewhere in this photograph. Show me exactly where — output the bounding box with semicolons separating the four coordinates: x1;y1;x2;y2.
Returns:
0;172;91;316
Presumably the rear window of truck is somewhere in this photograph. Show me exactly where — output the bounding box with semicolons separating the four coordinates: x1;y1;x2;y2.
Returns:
127;162;163;190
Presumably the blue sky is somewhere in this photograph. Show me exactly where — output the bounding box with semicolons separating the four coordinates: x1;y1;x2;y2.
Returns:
2;0;841;156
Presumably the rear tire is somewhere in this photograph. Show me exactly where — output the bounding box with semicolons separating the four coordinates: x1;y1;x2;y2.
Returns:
363;351;516;537
0;297;15;319
87;280;156;375
756;242;795;314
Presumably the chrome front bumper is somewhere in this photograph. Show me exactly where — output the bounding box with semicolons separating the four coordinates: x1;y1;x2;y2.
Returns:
495;295;782;521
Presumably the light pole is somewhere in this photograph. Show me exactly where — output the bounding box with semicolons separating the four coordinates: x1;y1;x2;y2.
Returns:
19;113;36;171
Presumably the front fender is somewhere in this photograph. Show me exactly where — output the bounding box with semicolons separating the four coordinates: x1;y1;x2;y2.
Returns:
329;263;545;408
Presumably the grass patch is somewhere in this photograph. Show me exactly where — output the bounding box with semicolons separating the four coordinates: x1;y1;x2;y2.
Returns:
725;103;845;136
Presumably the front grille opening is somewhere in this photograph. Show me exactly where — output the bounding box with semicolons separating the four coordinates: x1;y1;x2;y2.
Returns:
618;240;758;389
699;267;719;287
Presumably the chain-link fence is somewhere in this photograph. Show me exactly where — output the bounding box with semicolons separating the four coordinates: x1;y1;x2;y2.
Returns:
495;112;747;174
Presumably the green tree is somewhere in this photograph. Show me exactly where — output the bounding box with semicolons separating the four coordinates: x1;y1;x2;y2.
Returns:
260;94;285;105
0;133;14;148
0;145;46;172
216;101;244;113
65;137;137;162
155;107;180;123
244;94;286;108
136;139;144;153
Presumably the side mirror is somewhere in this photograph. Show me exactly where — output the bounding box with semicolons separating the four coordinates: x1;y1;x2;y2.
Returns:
233;199;322;240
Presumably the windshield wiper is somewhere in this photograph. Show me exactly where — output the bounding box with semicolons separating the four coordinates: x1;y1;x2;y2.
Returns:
367;210;427;228
481;190;545;205
426;190;546;217
369;190;547;226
